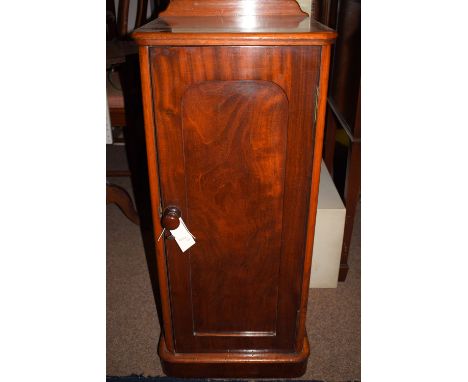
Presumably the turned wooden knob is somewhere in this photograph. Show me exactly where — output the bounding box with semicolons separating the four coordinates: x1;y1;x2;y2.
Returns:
161;206;181;230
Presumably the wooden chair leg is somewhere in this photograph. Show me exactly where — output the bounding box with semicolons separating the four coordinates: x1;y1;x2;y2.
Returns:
106;183;140;225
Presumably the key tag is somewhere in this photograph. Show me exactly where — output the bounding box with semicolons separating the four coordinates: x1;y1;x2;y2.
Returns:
170;218;196;252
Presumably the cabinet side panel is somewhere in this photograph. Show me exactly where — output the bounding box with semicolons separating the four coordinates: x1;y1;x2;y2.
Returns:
138;46;175;351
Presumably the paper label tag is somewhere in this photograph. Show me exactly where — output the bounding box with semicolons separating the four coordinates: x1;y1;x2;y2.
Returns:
170;218;196;252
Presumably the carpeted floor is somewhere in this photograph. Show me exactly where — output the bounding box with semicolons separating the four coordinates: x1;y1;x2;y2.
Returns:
106;150;360;381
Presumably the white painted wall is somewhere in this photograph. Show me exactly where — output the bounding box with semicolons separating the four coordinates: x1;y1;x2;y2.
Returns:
297;0;312;16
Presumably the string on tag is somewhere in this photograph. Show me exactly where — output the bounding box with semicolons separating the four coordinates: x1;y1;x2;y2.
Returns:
157;228;165;242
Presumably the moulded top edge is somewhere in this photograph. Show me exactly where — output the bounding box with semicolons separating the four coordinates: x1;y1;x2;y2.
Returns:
132;16;337;46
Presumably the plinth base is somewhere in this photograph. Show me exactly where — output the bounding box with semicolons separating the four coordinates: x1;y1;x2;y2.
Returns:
158;334;310;378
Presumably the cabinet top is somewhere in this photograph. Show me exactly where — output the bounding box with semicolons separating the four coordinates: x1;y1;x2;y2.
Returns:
132;15;337;46
132;0;335;46
156;0;309;17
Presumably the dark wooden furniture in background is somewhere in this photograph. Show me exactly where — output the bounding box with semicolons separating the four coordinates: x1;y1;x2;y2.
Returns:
106;0;157;224
106;182;140;224
313;0;360;281
133;0;336;378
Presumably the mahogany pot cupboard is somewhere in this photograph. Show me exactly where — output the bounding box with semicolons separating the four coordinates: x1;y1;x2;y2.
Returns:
132;0;337;377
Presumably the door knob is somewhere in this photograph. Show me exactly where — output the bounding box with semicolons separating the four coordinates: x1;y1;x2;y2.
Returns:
161;206;181;230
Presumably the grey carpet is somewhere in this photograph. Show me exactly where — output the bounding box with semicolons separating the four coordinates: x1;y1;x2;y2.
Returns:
106;175;360;381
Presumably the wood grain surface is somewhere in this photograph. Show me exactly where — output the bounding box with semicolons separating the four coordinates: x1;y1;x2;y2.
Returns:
138;46;175;352
182;80;288;336
132;16;337;46
159;0;307;16
150;46;321;353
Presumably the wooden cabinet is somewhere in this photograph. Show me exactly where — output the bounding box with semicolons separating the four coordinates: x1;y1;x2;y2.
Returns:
132;0;336;378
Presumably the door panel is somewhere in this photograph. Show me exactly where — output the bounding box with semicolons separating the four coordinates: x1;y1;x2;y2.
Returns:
150;46;321;353
183;80;288;336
